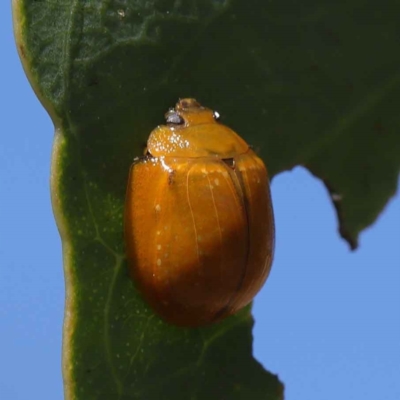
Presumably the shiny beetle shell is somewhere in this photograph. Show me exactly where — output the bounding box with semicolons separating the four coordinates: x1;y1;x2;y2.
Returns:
125;98;274;327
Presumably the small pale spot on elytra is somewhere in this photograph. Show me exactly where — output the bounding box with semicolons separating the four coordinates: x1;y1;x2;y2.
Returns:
214;178;220;186
156;231;161;235
155;204;161;212
157;244;162;250
157;259;162;266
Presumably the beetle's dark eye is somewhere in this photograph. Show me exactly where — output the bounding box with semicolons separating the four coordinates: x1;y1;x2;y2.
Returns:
213;111;221;121
166;111;185;125
222;158;235;169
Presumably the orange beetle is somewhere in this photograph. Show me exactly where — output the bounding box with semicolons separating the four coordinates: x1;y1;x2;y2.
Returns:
125;99;274;327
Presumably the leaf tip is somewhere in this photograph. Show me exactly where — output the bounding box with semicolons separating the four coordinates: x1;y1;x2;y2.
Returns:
321;178;359;251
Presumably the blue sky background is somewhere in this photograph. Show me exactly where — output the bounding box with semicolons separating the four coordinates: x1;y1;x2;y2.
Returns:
1;3;399;399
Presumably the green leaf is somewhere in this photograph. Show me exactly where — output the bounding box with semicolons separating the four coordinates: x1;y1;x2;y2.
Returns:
13;0;399;399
